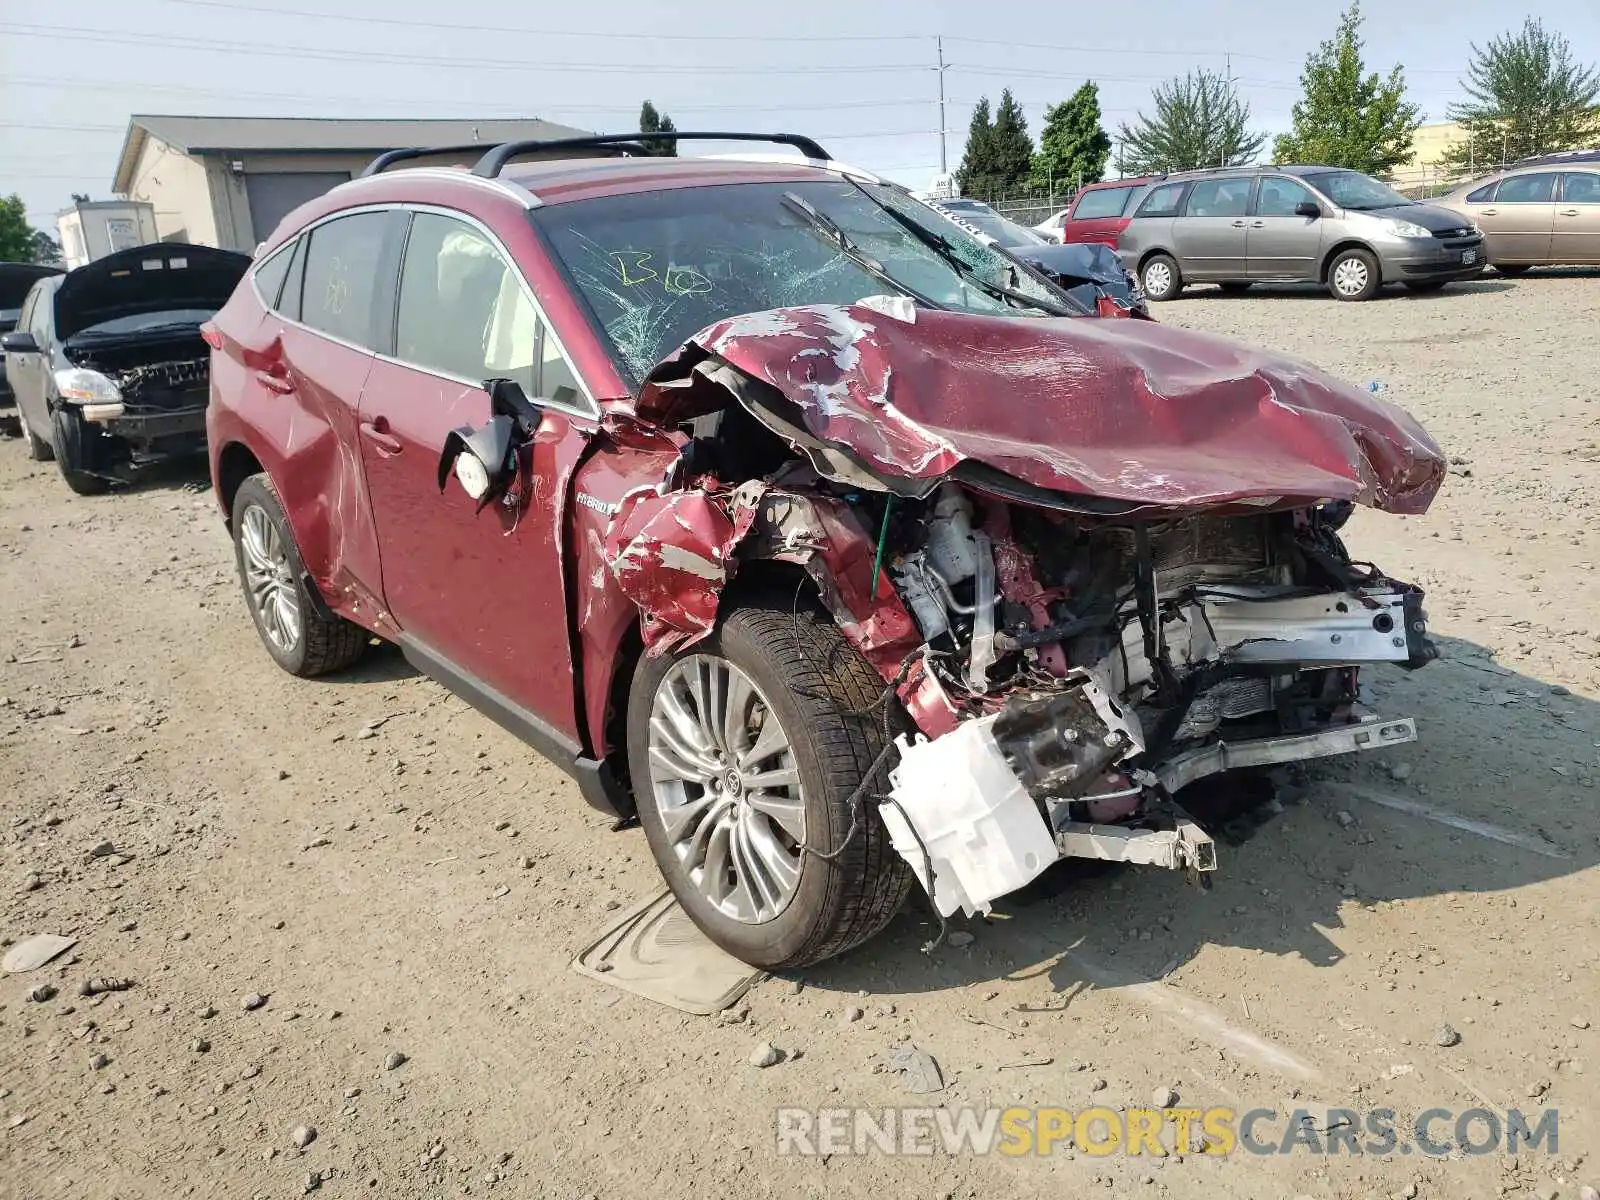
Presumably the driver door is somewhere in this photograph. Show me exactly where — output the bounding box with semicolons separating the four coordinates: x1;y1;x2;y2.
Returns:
357;209;595;740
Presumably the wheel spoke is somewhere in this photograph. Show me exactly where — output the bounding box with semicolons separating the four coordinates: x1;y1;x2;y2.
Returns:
657;681;714;760
741;808;801;908
729;813;777;916
742;765;799;792
657;791;714;845
720;669;755;758
648;737;715;786
737;717;789;772
746;790;806;842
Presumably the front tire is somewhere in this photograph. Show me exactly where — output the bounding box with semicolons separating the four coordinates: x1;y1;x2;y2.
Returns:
1140;253;1183;302
51;406;110;495
627;600;911;970
1327;248;1381;301
231;474;368;677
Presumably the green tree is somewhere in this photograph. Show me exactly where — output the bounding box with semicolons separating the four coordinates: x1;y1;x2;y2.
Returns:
955;97;996;197
30;230;63;267
987;89;1034;194
1444;18;1600;170
0;195;35;263
1272;3;1422;175
638;100;678;158
1117;70;1265;174
1031;81;1112;193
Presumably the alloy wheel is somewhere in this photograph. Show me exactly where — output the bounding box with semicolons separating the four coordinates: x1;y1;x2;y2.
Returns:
647;655;806;924
239;504;302;653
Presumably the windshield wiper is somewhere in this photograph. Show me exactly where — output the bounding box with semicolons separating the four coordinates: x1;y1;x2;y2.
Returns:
779;192;938;308
854;191;1073;317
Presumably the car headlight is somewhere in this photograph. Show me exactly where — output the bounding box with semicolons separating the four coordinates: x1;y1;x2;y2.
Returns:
1379;218;1433;239
53;368;121;403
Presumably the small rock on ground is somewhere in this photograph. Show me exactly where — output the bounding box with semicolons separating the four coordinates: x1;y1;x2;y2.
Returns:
749;1041;781;1068
1434;1023;1461;1048
290;1124;316;1149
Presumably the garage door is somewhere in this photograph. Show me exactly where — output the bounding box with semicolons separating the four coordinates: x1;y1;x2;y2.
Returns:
245;172;352;243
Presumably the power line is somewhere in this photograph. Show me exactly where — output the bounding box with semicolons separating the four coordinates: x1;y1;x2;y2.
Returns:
0;24;933;74
148;0;927;42
0;77;934;117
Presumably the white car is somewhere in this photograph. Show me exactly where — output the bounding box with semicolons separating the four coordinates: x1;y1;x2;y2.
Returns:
1033;209;1071;242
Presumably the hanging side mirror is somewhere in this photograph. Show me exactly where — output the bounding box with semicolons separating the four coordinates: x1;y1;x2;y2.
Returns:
1294;201;1322;219
436;378;544;513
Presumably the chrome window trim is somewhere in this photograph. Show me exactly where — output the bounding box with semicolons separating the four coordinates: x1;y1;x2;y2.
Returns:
244;201;596;421
330;168;542;209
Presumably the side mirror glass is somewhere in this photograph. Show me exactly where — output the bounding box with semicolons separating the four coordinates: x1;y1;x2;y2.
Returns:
1;331;39;353
1294;201;1322;219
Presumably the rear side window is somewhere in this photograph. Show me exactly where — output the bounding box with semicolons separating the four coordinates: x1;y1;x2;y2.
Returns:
252;242;295;309
300;212;390;348
1137;183;1187;217
1184;178;1251;217
1496;173;1557;203
1562;172;1600;204
1072;186;1135;220
1465;180;1498;203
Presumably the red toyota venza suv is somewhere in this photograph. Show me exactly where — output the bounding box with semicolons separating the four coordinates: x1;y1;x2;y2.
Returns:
206;133;1441;970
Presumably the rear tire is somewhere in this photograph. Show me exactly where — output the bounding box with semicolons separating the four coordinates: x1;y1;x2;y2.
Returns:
1140;253;1183;302
627;600;911;970
231;474;369;677
1495;263;1531;277
1327;248;1381;301
50;406;110;495
1217;281;1253;294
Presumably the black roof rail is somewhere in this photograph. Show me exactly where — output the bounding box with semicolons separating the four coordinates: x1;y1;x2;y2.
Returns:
359;144;510;178
471;131;831;178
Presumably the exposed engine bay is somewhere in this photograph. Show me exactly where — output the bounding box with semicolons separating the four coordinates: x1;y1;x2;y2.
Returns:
65;337;212;458
529;296;1446;917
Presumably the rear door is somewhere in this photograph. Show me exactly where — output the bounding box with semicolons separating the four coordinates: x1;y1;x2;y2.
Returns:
356;207;594;738
1061;183;1140;247
1477;172;1558;263
1171;176;1251;279
1554;171;1600;265
1246;175;1324;280
256;209;399;612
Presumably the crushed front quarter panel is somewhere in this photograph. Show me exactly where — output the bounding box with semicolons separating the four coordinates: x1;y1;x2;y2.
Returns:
639;302;1446;515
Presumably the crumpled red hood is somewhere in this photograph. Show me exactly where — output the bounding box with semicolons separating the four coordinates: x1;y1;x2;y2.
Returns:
639;302;1445;514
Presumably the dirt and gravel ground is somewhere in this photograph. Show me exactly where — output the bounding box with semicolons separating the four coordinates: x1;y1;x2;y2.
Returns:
2;272;1598;1200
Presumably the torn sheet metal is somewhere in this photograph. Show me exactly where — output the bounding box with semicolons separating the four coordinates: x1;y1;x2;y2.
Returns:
602;487;757;654
640;302;1445;515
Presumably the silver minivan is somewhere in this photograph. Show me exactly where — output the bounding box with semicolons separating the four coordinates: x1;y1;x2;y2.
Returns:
1118;166;1486;301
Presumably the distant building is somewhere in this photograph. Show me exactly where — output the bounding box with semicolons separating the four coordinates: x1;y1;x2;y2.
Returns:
110;116;595;254
56;199;159;269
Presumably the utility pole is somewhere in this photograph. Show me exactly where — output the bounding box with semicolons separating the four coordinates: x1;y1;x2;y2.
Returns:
936;35;948;175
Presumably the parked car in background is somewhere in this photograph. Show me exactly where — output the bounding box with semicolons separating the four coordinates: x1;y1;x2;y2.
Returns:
1008;241;1149;316
1434;151;1600;272
1058;177;1159;248
1117;165;1485;301
926;198;1049;247
1;244;249;493
0;262;64;437
205;132;1440;972
1032;208;1069;241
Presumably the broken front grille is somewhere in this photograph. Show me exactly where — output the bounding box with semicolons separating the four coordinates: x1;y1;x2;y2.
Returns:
113;359;210;415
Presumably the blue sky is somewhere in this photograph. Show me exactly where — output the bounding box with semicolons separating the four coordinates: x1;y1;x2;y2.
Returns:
2;0;1596;225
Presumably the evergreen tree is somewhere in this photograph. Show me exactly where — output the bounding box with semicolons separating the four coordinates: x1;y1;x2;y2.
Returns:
987;89;1034;194
1118;70;1265;174
1030;81;1112;192
1272;3;1422;175
955;97;995;197
1444;18;1600;170
638;100;679;158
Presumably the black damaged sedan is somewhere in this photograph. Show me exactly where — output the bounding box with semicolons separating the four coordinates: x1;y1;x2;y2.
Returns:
1;244;248;494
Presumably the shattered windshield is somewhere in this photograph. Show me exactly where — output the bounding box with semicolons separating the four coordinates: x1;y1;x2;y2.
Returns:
534;179;1073;387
